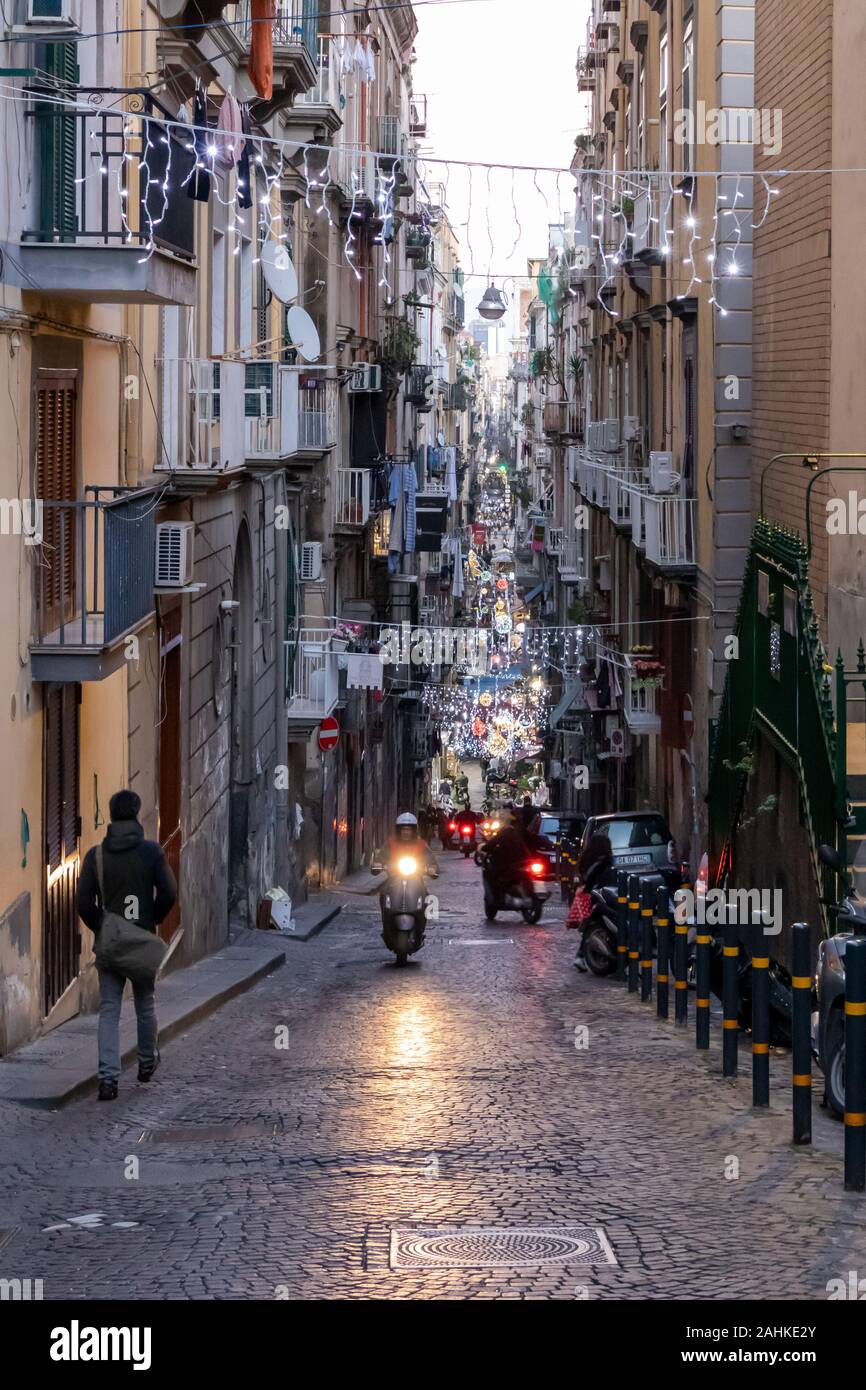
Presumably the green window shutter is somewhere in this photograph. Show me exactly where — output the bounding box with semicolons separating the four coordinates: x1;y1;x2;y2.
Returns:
39;41;78;241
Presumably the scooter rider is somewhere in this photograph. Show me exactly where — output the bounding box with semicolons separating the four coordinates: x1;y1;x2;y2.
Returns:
381;813;438;877
482;809;530;900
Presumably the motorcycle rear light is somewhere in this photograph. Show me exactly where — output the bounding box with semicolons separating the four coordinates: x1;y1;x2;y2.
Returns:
448;821;456;831
460;825;472;835
530;860;544;877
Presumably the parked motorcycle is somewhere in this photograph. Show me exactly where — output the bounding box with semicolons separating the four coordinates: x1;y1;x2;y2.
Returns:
813;844;866;1116
478;850;551;924
578;872;684;977
371;850;437;966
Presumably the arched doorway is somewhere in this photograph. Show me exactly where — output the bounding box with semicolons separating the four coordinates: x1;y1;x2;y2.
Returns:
228;521;254;920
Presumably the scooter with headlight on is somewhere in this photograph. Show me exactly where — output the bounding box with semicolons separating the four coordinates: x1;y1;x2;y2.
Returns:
371;848;437;966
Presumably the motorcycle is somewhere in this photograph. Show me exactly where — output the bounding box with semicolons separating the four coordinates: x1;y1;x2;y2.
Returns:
371;849;437;966
458;818;478;857
813;844;866;1116
579;872;694;979
479;850;551;925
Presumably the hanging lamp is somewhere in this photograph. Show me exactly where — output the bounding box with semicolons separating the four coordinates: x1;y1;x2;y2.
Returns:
477;283;508;321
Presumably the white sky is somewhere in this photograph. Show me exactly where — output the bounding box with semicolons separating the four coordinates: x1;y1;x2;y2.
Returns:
412;0;591;326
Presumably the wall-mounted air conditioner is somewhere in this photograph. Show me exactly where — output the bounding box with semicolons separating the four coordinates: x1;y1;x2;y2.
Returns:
348;362;382;393
155;522;195;588
587;421;601;450
649;451;676;494
25;0;76;21
603;418;620;452
622;415;640;442
299;541;322;582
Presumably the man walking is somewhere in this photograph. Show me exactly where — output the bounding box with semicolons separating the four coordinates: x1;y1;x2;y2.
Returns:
76;790;177;1101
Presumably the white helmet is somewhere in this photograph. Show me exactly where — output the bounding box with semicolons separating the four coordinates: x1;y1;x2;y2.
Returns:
396;812;418;827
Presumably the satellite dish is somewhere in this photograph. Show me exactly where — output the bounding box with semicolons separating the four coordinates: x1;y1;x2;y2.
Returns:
286;305;321;363
437;431;445;447
260;241;298;305
157;0;188;17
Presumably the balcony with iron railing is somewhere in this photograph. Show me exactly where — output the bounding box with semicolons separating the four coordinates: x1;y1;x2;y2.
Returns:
406;364;434;410
335;146;377;205
30;487;157;682
334;468;371;529
294;35;343;134
285;626;340;725
231;1;318;107
20;91;196;304
543;400;570;438
558;539;586;584
157;360;338;474
642;494;696;571
409;94;428;137
623;657;662;735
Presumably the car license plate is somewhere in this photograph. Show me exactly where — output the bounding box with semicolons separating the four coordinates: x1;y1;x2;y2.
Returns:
618;853;652;866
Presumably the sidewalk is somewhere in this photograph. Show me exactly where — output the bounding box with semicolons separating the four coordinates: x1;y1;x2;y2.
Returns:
0;894;343;1109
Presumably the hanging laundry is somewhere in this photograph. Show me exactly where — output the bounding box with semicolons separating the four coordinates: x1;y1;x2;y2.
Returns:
445;445;458;502
213;92;243;170
362;35;376;83
236;107;254;210
248;0;275;102
186;88;211;203
387;462;417;574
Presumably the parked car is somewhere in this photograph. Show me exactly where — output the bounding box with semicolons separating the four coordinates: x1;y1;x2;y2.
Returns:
529;811;586;886
578;811;683;892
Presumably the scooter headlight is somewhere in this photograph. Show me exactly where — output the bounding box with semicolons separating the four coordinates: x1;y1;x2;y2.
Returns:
397;855;418;877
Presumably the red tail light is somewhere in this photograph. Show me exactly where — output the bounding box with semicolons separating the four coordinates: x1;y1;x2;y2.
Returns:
530;860;545;877
448;821;456;831
460;825;472;835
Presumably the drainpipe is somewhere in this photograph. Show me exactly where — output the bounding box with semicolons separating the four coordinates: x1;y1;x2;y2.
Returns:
274;472;290;893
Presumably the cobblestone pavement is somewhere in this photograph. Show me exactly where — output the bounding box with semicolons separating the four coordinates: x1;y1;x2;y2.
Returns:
2;851;866;1300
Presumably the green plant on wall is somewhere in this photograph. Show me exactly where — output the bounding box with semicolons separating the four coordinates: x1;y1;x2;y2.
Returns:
381;319;420;374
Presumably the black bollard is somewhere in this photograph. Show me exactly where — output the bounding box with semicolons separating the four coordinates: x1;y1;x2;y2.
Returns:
722;917;739;1078
751;919;770;1108
616;869;628;981
695;917;711;1050
674;887;688;1027
790;922;812;1146
844;937;866;1191
640;880;654;1002
655;883;670;1019
627;874;640;993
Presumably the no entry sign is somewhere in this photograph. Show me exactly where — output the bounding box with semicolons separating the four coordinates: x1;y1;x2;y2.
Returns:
318;715;339;752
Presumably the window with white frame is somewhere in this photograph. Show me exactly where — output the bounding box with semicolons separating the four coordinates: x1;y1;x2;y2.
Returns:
659;33;669;173
682;16;695;174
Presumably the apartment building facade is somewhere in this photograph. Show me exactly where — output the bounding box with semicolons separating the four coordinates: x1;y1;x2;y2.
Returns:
0;0;471;1051
522;0;755;865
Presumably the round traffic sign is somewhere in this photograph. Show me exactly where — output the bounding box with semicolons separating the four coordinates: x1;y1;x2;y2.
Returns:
318;715;339;752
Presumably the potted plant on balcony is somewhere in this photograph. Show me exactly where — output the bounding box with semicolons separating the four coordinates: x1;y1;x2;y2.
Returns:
380;318;420;397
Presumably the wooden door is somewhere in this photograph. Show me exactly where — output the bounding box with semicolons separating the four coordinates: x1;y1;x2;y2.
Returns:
158;605;182;942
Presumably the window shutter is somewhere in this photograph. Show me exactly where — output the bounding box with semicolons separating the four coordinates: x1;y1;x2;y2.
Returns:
39;41;79;241
61;684;80;858
35;372;77;632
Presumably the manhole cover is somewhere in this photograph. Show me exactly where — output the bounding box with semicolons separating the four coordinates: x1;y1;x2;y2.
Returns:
137;1120;281;1143
389;1224;617;1269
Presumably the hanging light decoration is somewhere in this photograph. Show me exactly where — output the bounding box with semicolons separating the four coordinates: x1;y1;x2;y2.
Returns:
477;283;508;321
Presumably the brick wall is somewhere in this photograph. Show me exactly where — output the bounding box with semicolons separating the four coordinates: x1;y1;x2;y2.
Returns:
753;0;833;625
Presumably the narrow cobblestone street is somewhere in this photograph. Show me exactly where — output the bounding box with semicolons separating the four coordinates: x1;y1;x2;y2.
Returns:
2;851;865;1301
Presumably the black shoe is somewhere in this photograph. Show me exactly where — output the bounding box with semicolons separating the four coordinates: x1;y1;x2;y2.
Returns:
97;1080;118;1102
138;1050;160;1084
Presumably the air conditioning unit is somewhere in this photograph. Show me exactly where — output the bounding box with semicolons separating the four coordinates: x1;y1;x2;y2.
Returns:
155;522;195;588
25;0;75;20
348;362;382;393
603;418;621;452
649;451;676;494
299;540;322;582
623;415;640;442
587;421;601;450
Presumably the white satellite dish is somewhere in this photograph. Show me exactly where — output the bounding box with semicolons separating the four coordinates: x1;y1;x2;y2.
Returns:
158;0;188;17
437;431;445;447
286;305;321;363
260;241;298;305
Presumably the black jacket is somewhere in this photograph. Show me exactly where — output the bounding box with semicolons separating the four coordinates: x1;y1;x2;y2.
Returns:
76;821;177;936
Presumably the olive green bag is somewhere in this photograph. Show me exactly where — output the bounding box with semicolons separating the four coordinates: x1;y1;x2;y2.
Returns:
93;844;166;985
